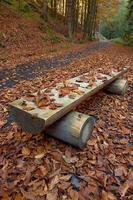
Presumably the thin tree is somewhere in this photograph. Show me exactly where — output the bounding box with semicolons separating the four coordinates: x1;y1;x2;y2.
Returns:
43;0;48;21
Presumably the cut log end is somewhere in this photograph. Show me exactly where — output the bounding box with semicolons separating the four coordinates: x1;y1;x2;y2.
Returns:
105;79;128;95
79;116;95;149
45;111;95;149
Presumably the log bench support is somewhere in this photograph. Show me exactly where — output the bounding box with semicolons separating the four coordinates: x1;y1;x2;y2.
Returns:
105;79;128;95
45;111;95;149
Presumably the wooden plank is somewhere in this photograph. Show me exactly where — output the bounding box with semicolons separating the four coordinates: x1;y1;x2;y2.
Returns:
10;67;129;134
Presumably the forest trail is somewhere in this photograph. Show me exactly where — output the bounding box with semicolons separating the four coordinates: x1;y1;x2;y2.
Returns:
0;42;109;90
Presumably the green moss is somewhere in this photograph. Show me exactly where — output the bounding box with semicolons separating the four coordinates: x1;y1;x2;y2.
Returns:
41;27;61;44
44;48;57;53
0;32;6;48
60;43;71;49
46;28;61;43
2;0;42;21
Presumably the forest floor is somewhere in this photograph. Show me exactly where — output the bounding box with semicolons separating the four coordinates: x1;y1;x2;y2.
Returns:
0;2;133;200
0;43;133;200
0;42;109;90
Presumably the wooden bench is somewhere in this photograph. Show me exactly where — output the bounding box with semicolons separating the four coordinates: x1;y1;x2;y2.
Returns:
10;66;129;148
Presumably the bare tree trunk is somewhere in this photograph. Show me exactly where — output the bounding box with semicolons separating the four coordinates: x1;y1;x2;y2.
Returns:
81;0;84;29
67;0;75;39
53;0;57;16
65;0;68;24
75;0;79;34
88;0;97;39
43;0;48;21
83;0;97;40
83;0;90;38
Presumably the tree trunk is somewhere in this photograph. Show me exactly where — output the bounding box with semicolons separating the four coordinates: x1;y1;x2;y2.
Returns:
43;0;48;21
53;0;57;16
67;0;75;39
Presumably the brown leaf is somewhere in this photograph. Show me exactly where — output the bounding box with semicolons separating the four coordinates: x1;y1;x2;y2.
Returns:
107;192;117;200
49;175;59;190
74;89;85;95
49;151;62;161
54;102;64;107
69;189;79;200
23;106;34;111
15;193;23;200
101;190;116;200
60;174;72;181
0;119;7;129
35;152;45;159
1;191;9;200
118;181;129;197
114;166;127;177
39;166;48;176
22;147;31;156
20;188;36;200
49;103;57;110
121;127;130;135
62;155;79;164
58;181;71;191
46;191;58;200
24;166;35;185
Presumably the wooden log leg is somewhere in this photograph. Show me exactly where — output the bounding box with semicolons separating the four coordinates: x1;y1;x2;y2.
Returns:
104;79;128;95
45;111;95;149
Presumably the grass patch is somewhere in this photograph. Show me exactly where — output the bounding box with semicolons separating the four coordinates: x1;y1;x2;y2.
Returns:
60;43;71;49
0;32;6;48
41;26;61;44
46;28;61;44
44;48;57;53
74;39;87;44
112;37;133;47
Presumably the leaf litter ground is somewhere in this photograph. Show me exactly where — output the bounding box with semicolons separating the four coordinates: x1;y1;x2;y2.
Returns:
0;44;133;200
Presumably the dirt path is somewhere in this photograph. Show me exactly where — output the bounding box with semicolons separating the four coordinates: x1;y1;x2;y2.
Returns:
0;42;109;90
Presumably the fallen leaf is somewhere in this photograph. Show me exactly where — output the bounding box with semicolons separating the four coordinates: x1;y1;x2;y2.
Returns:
118;181;129;197
1;191;9;200
22;147;31;156
49;175;59;190
39;166;48;176
15;193;23;200
35;152;45;159
46;191;58;200
107;192;117;200
23;106;34;111
60;174;72;181
69;189;79;200
101;190;116;200
121;127;130;135
0;120;7;129
62;155;79;164
114;166;127;177
58;181;71;191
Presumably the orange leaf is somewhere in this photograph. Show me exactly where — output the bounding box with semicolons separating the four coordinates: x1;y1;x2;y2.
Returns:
118;181;129;197
23;106;34;111
15;193;23;200
22;147;31;156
